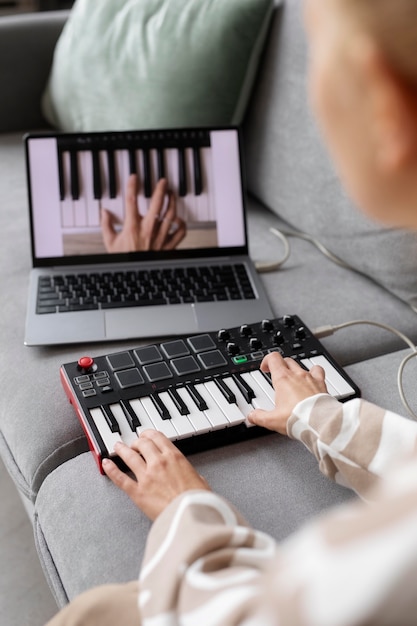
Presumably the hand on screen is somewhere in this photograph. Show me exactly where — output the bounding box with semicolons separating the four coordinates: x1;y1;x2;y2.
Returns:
101;174;187;253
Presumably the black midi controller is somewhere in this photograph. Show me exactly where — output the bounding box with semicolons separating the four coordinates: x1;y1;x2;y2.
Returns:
60;315;360;473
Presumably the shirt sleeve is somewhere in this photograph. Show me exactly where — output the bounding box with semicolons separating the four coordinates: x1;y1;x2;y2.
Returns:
138;467;417;626
287;393;417;497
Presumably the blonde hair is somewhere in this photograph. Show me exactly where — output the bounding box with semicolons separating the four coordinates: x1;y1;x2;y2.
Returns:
343;0;417;87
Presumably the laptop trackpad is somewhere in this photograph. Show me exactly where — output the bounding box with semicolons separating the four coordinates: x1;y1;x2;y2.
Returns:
104;305;199;340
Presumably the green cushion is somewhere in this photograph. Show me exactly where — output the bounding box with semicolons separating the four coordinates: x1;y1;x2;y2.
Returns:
41;0;274;132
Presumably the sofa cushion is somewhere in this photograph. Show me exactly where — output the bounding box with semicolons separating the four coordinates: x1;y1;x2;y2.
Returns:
243;0;417;314
41;0;274;132
35;437;351;606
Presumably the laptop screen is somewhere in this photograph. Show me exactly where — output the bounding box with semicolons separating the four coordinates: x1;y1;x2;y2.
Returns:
25;128;248;267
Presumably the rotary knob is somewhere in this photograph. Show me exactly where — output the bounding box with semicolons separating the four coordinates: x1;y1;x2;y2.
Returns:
273;330;284;346
249;337;262;350
226;342;240;356
239;324;253;337
282;314;295;328
261;319;274;332
217;329;230;342
294;326;306;340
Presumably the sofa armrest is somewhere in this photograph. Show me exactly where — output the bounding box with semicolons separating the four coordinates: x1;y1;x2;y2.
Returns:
0;10;68;133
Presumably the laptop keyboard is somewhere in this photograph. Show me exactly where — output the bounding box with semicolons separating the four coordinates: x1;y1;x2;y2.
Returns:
36;264;256;314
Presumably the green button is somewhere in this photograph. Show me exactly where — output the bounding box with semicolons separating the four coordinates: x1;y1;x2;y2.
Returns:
233;355;248;364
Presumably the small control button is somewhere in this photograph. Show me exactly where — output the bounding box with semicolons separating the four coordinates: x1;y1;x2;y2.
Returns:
96;378;110;387
82;389;97;397
79;381;93;390
75;374;90;384
239;324;252;337
78;356;94;370
233;355;248;365
251;351;264;360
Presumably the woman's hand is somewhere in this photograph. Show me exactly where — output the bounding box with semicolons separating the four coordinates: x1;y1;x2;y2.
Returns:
101;174;187;253
102;430;211;521
248;352;328;435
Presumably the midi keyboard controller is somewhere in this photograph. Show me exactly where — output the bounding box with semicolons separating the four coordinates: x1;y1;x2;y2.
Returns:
60;315;360;473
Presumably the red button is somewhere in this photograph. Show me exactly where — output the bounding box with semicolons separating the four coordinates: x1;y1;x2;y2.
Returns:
78;356;94;370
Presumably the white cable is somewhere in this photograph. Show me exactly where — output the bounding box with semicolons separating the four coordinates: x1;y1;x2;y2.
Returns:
269;226;355;269
255;227;291;273
312;319;417;420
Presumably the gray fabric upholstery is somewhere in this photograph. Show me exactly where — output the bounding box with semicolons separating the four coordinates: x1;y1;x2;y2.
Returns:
0;11;68;133
243;0;417;311
1;1;417;612
35;437;352;607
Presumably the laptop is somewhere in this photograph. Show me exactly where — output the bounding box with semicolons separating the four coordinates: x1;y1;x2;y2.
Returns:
24;126;273;346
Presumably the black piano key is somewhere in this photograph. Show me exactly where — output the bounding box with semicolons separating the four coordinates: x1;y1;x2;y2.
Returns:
186;384;208;411
214;378;236;404
168;388;189;416
150;393;171;420
69;150;80;200
232;373;256;403
92;149;102;200
107;149;117;198
101;405;121;434
193;146;203;195
157;147;165;180
120;400;140;431
57;147;65;200
178;147;187;197
128;148;137;175
142;148;152;198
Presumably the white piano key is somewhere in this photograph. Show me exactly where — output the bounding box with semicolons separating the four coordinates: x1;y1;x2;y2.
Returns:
306;355;355;399
199;146;214;221
129;398;157;435
224;376;256;428
83;151;100;227
194;146;209;222
250;370;276;404
99;149;124;226
165;147;186;220
300;357;339;397
89;407;122;456
176;387;212;434
158;391;195;439
61;151;74;227
136;148;151;216
194;383;230;430
109;403;139;447
73;152;88;227
204;380;245;426
241;372;275;412
140;396;178;440
184;147;194;222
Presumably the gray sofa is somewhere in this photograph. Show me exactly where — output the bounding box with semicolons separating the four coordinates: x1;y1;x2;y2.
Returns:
2;2;417;610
